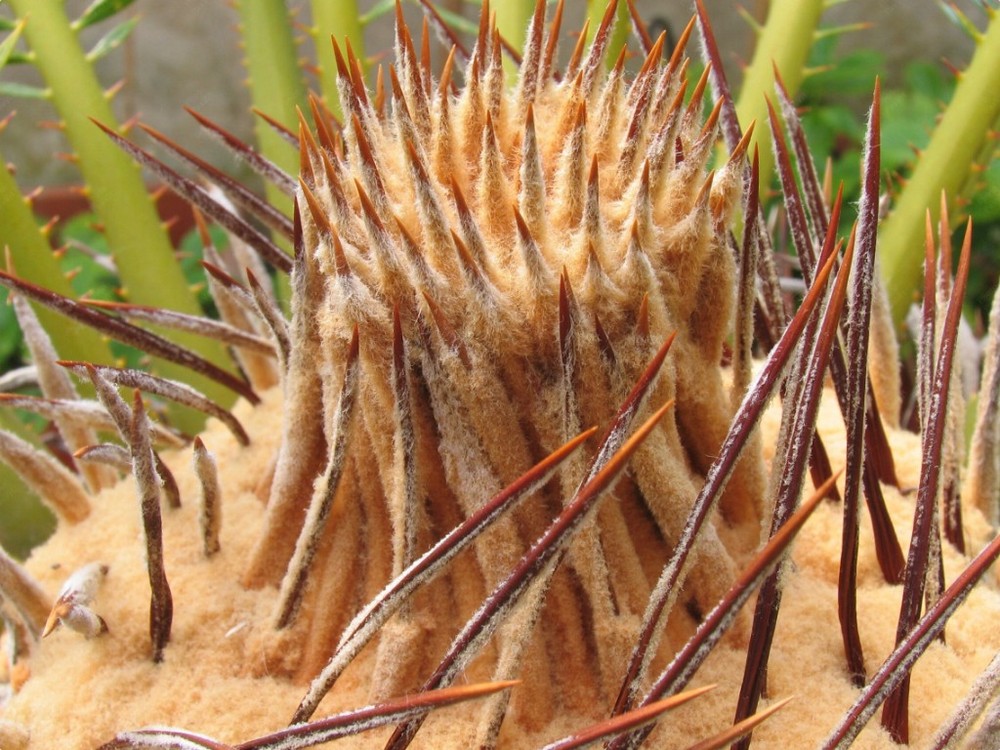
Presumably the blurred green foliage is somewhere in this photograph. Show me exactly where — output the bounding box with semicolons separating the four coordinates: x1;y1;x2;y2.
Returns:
0;459;56;559
796;37;1000;321
0;211;225;370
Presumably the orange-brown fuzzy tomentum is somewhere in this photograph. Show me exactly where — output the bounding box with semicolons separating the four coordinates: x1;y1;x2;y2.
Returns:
1;2;1000;749
253;0;764;705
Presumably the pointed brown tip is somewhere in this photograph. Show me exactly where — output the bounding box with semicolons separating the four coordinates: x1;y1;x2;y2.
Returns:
729;120;756;164
439;46;457;97
640;32;667;76
668;16;697;73
330;35;350;81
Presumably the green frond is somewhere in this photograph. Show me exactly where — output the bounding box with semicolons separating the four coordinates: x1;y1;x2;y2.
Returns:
498;0;536;51
880;10;1000;325
0;16;24;68
0;147;110;365
310;0;364;120
358;0;395;27
802;63;835;78
84;16;138;63
0;418;55;559
813;21;873;40
6;0;238;430
231;0;305;211
737;6;763;34
71;0;137;32
940;1;984;42
735;0;825;185
584;0;630;74
0;80;43;100
430;5;481;37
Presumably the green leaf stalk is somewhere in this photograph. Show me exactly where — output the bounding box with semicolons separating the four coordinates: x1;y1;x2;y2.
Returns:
585;0;629;70
6;0;235;428
879;10;1000;327
311;0;365;119
0;150;110;365
495;0;533;79
232;0;308;216
735;0;824;186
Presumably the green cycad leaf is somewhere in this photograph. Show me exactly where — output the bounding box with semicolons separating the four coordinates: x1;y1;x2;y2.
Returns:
73;0;137;31
734;0;825;187
0;145;114;379
940;2;984;42
85;16;138;62
1;50;31;64
585;0;630;72
737;6;763;33
0;16;24;68
0;288;21;368
232;0;305;215
0;455;56;560
903;60;952;102
880;10;1000;324
359;0;395;26
880;88;939;171
7;0;240;430
799;44;884;99
0;81;49;98
309;0;363;121
433;6;481;37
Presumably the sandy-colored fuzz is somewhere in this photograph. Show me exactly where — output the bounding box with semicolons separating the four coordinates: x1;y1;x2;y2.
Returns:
2;389;299;748
2;381;998;748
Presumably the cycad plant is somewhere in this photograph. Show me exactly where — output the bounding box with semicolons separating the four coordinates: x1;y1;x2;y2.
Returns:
0;1;999;749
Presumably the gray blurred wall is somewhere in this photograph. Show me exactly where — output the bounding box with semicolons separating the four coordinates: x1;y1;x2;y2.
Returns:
0;0;977;188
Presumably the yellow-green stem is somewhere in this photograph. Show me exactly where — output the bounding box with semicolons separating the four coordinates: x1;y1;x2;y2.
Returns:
311;0;364;121
0;146;111;365
9;0;236;430
0;412;55;560
879;12;1000;327
233;0;306;210
495;0;534;81
234;0;314;310
735;0;825;186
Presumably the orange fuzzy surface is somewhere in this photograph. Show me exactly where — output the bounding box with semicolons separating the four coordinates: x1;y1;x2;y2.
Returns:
2;386;999;748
